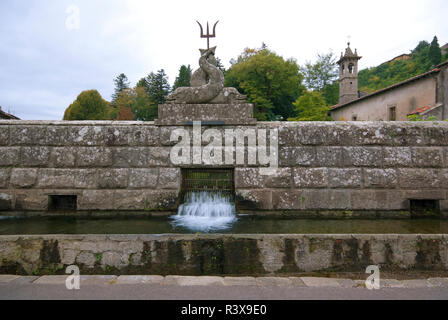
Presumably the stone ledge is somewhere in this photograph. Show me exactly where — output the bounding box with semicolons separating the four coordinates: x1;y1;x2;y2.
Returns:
4;275;447;288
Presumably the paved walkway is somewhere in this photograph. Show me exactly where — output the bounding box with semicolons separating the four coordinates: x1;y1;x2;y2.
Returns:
1;275;448;300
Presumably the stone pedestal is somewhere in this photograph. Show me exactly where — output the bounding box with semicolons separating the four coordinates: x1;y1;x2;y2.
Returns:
155;104;257;126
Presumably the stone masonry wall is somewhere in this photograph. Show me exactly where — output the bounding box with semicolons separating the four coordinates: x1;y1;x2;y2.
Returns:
0;234;446;275
1;120;448;217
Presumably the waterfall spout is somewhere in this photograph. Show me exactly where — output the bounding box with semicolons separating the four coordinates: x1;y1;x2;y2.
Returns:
171;191;237;232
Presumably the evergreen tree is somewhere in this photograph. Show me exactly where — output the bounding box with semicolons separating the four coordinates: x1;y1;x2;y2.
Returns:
111;73;130;104
429;36;442;66
145;69;171;105
173;65;192;90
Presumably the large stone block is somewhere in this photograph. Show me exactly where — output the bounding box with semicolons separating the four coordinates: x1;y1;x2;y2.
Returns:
297;124;330;146
383;147;412;167
10;126;47;145
0;126;9;146
49;147;76;168
128;168;158;189
350;190;389;210
148;147;172;166
20;147;51;167
264;168;292;188
45;126;70;146
160;126;187;146
155;104;257;126
278;126;298;146
0;147;19;166
113;147;150;168
315;147;345;167
105;126;159;146
76;147;113;167
10;168;37;188
389;124;425;146
423;126;448;146
78;190;115;210
15;190;47;210
37;169;75;188
342;147;383;167
98;169;129;189
302;190;350;210
114;190;146;210
236;190;272;210
279;147;316;167
398;169;441;189
158;168;180;189
411;147;444;168
363;169;398;189
235;168;265;188
293;168;328;188
328;169;362;188
0;169;10;188
145;190;179;210
352;123;393;146
272;190;302;210
66;126;105;146
73;169;98;189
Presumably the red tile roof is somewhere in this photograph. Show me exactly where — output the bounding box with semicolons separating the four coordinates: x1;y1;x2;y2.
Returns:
407;103;442;116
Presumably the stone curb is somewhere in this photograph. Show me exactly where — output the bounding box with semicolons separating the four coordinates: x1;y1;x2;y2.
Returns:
1;276;448;289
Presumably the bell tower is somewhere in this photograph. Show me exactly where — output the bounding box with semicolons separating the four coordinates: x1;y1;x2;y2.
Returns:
337;43;361;104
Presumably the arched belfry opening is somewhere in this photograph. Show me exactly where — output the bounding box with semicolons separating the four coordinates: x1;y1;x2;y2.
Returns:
337;42;362;104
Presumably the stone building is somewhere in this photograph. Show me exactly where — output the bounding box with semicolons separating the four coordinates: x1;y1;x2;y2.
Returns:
0;106;19;120
330;44;448;121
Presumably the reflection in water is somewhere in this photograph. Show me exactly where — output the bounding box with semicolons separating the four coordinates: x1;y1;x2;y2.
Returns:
0;216;447;235
170;192;237;232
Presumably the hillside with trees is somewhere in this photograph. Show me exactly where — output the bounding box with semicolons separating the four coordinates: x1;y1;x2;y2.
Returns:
358;36;447;93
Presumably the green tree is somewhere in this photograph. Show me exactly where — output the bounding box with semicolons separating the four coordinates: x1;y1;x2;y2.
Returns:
321;82;339;106
173;65;192;90
288;91;330;121
301;52;338;91
429;36;442;66
63;90;110;120
225;48;304;121
132;86;158;121
145;69;171;105
111;73;130;104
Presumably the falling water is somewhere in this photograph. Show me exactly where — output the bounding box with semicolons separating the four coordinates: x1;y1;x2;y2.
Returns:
171;191;237;232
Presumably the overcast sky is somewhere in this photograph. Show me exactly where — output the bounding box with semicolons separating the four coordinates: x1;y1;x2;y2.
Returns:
0;0;447;120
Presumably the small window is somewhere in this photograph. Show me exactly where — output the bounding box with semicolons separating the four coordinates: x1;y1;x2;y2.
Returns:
410;199;440;218
48;195;77;211
352;115;358;121
348;63;354;74
388;106;397;121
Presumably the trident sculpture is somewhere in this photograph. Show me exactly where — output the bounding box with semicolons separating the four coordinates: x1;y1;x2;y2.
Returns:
196;20;219;49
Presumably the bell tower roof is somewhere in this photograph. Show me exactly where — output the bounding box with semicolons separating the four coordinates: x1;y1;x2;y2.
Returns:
337;42;361;64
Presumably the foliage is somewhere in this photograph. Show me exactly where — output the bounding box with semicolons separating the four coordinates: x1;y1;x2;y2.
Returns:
115;106;135;120
288;91;331;121
63;90;110;120
139;69;171;105
225;47;304;121
301;52;338;91
111;73;130;105
407;114;439;121
429;36;442;66
358;36;446;93
132;86;158;121
173;65;192;90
